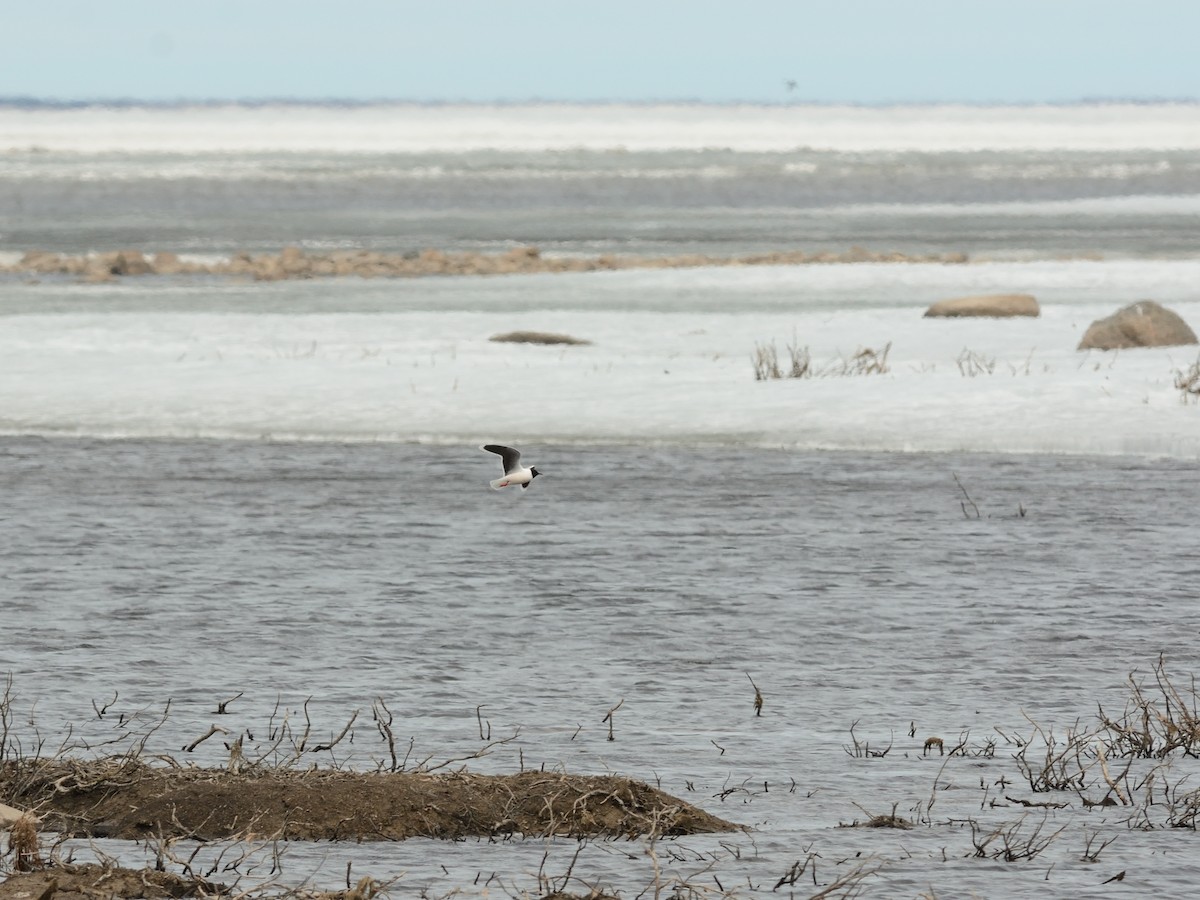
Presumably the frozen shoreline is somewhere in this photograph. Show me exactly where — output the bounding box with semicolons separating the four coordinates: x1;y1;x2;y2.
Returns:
3;244;973;283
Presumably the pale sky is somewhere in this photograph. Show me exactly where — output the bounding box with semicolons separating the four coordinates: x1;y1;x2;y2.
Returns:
3;1;1198;104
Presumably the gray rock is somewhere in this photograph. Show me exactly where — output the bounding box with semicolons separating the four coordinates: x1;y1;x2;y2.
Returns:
1077;300;1198;350
924;293;1040;318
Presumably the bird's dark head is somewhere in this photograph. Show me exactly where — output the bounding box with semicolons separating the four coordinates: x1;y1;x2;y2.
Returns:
530;466;541;479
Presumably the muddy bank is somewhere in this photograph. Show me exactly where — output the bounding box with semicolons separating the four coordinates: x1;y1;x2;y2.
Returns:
0;864;397;900
4;244;970;283
0;864;221;900
1;760;736;841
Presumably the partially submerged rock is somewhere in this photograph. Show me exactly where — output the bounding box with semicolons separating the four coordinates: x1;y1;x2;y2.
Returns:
490;331;591;345
924;293;1040;318
1077;300;1199;350
2;761;735;841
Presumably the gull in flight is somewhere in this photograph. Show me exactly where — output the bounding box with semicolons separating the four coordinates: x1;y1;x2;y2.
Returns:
482;444;541;490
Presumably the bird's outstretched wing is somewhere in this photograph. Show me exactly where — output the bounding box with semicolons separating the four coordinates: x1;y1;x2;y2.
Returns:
483;444;522;474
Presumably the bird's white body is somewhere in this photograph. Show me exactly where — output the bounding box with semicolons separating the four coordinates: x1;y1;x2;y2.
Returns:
483;444;541;490
490;469;535;490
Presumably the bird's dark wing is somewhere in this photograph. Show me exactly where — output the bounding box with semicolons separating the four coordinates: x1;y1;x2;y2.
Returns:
483;444;522;474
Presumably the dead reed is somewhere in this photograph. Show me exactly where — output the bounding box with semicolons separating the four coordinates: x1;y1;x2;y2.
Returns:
1174;354;1200;402
752;339;891;380
746;673;764;717
952;472;1026;519
842;720;893;758
8;811;42;871
751;341;783;381
967;813;1066;862
955;348;996;376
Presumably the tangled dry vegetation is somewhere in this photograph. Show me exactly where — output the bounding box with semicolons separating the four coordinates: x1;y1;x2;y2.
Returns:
954;347;1039;377
754;342;1053;382
836;654;1200;872
8;658;1200;898
0;681;736;900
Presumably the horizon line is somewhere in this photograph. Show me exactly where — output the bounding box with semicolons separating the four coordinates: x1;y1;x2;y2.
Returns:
3;95;1199;110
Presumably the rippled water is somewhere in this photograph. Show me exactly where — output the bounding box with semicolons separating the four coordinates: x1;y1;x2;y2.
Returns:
5;437;1200;897
4;100;1200;897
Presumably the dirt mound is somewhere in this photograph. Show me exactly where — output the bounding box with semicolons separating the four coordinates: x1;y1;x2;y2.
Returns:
0;864;393;900
0;863;220;900
2;760;736;841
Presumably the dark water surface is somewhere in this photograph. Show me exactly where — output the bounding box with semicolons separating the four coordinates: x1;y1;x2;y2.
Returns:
4;437;1200;896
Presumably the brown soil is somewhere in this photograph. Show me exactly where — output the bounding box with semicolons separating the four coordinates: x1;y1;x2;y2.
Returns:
1;760;736;842
0;864;220;900
0;864;526;900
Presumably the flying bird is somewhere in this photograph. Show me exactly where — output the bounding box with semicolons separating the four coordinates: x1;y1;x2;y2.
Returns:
482;444;540;490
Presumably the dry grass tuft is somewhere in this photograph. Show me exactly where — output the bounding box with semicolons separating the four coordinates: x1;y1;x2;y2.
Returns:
9;811;42;872
836;342;891;376
956;348;997;376
1174;355;1200;402
752;341;783;380
753;339;890;380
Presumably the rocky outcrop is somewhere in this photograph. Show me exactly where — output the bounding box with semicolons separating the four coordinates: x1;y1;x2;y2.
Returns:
150;251;187;274
924;293;1040;318
1077;300;1198;350
489;331;591;345
110;250;153;276
13;249;205;280
3;245;975;283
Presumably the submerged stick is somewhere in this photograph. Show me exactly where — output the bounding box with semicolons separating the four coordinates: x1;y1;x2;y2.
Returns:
603;699;624;742
311;709;360;754
182;725;229;753
953;472;981;519
91;691;118;720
